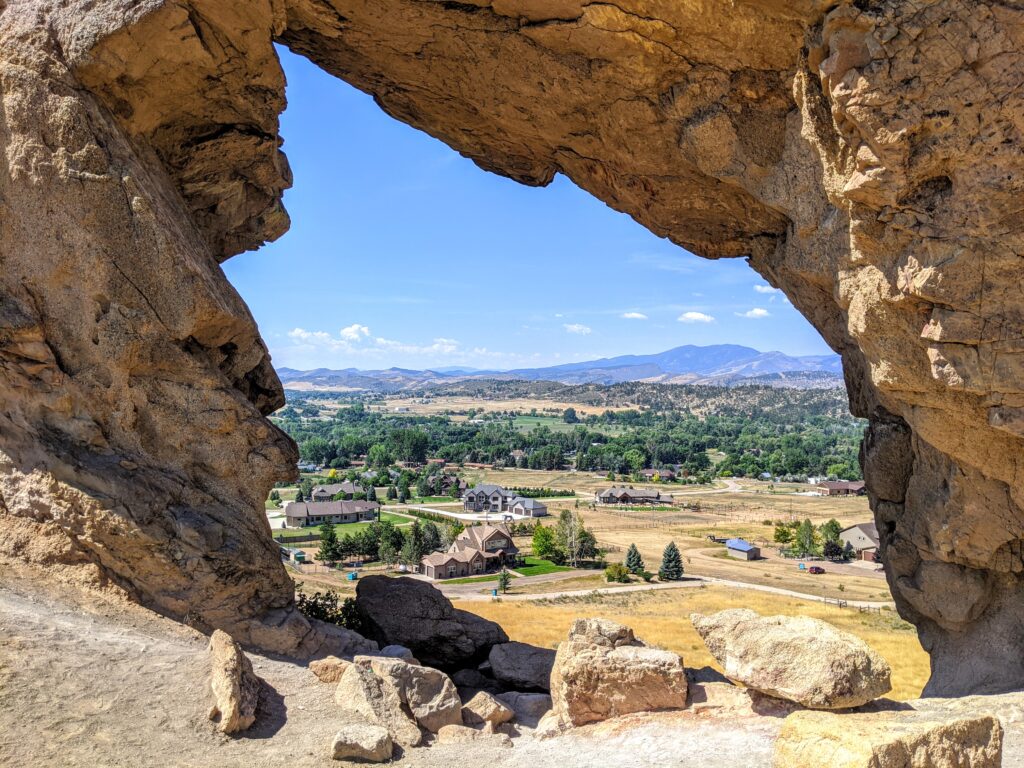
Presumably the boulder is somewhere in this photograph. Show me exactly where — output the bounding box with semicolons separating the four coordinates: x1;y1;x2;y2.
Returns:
773;710;1003;767
495;692;552;727
310;655;350;684
461;691;515;727
330;717;393;762
379;645;418;664
336;661;423;747
355;577;507;669
207;630;261;734
362;656;463;734
452;668;500;694
488;642;556;691
436;724;513;748
549;618;687;727
691;609;892;709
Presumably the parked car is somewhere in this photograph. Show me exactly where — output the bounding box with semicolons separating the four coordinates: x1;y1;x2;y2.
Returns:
808;566;826;574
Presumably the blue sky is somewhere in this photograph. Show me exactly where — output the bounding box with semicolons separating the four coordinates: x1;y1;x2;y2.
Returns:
223;48;833;372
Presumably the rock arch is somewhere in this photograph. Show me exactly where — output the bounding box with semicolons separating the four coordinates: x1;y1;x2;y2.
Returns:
1;0;1022;693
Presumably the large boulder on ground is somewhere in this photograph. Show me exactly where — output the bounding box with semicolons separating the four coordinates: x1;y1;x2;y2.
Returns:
330;716;393;762
549;618;688;728
773;709;1003;767
495;692;552;727
488;642;556;691
355;577;508;669
691;609;892;709
310;656;351;684
462;691;515;727
335;655;462;746
207;630;261;734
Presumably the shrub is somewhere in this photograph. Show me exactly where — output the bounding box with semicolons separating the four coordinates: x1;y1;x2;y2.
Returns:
604;563;630;583
295;587;366;634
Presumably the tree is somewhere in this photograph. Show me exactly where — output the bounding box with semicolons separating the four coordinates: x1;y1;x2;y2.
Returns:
625;543;644;574
773;524;793;544
316;522;339;564
497;568;512;594
397;488;407;504
819;518;842;544
823;540;844;560
532;525;557;560
387;485;397;500
562;407;579;424
269;489;281;507
623;448;646;473
442;522;464;548
605;562;630;583
367;444;393;469
400;534;420;566
378;539;398;567
421;521;441;553
366;484;377;502
796;518;818;555
658;541;683;581
449;479;462;499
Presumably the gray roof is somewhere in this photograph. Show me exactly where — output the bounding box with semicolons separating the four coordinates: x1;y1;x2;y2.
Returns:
509;496;546;509
600;487;663;499
311;481;361;497
464;483;507;497
285;500;379;519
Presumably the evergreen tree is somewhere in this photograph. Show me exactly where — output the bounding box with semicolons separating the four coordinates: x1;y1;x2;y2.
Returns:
316;522;339;564
625;543;644;574
421;521;441;553
658;541;683;581
378;539;398;567
400;534;420;566
366;484;377;502
796;518;818;555
497;569;512;594
450;479;462;499
397;488;407;504
387;485;397;500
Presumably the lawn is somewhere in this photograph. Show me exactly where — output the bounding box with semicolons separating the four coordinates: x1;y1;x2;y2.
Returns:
441;572;520;585
274;512;412;539
515;556;572;576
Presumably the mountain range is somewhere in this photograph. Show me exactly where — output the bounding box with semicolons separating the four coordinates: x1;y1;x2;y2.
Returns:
276;344;843;392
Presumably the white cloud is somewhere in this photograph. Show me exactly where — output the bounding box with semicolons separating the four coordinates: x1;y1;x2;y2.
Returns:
754;285;781;294
737;308;771;319
677;311;715;324
563;323;592;335
620;312;648;320
339;323;371;341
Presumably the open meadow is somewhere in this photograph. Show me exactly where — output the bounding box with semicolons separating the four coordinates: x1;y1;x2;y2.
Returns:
459;586;929;701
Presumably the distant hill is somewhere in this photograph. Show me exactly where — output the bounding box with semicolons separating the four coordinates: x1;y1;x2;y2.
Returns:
277;343;843;392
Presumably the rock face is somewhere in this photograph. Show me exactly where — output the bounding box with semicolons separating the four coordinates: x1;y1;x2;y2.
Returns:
3;0;1024;694
550;619;687;728
335;655;462;746
207;630;261;734
330;717;393;763
773;710;1003;768
355;577;508;669
489;642;556;692
691;610;891;709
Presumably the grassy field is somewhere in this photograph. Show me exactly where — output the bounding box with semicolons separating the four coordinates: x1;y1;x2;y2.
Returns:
274;512;413;539
460;586;928;700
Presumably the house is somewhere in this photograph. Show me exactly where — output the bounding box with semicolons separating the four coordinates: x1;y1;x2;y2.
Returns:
839;521;880;561
507;497;548;517
310;481;362;502
726;538;760;560
297;461;321;472
463;484;513;513
420;523;521;579
439;474;467;496
816;480;866;497
284;500;380;528
596;487;668;505
640;468;676;481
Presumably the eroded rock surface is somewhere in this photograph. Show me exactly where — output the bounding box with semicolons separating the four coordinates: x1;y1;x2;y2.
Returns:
691;609;891;709
2;0;1023;693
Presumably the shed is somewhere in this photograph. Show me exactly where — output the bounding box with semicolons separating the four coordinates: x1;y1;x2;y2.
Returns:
725;538;760;561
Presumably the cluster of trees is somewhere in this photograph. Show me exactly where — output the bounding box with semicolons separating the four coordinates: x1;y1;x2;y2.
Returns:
774;517;854;559
315;518;460;567
531;510;600;566
605;541;683;583
274;396;863;481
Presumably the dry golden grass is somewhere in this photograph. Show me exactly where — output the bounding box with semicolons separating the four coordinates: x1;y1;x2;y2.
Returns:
460;586;929;701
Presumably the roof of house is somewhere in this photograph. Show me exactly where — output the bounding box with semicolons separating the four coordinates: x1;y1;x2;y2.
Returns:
311;481;361;496
464;483;507;497
839;521;880;547
600;487;663;498
818;480;866;491
284;500;380;519
726;538;758;552
509;497;546;509
451;523;518;553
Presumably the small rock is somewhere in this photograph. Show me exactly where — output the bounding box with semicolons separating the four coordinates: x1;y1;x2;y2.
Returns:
207;629;261;734
310;655;350;683
549;618;687;727
691;609;892;709
331;717;393;762
773;709;1003;767
462;691;515;727
436;724;513;748
488;642;555;691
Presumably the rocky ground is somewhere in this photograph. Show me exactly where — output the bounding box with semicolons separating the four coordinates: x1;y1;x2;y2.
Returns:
2;566;1023;768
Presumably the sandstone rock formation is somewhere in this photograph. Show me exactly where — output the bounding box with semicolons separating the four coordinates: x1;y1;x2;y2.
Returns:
3;0;1024;694
330;716;394;763
355;577;508;669
462;691;516;728
489;642;556;692
550;619;687;728
691;609;891;709
773;710;1003;768
207;629;261;734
